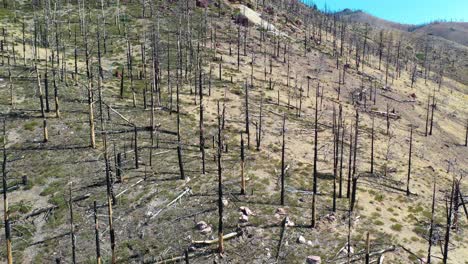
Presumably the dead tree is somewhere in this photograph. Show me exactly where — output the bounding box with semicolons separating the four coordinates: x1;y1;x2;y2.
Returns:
429;93;436;136
2;121;12;264
332;106;337;212
255;96;263;151
217;101;224;254
347;126;353;198
88;81;96;148
464;119;467;147
365;232;370;264
240;133;245;195
102;133;116;263
245;81;250;148
427;180;436;264
442;181;455;264
313;83;319;194
370;116;375;174
94;201;101;264
406;126;413;196
68;184;76;264
339;120;345;198
425;96;431;137
280;114;286;206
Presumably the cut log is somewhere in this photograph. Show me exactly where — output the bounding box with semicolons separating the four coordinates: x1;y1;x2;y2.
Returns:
24;193;91;219
191;231;242;245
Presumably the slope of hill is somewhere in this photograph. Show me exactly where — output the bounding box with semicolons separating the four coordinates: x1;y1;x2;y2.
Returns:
0;1;466;263
336;9;468;47
409;21;468;46
335;9;411;31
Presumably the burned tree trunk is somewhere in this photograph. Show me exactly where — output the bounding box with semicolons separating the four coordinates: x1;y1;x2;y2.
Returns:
313;83;319;194
2;121;12;264
406;126;413;196
465;119;467;147
94;201;101;264
442;181;455;264
68;184;76;264
429;93;436;136
217;101;224;255
245;81;250;148
240;133;245;195
427;180;436;264
88;81;96;148
425;96;431;137
370;116;375;174
280;114;286;206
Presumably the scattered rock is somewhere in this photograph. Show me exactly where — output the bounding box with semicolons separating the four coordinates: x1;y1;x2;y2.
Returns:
297;235;306;244
195;221;208;230
196;0;209;8
201;225;212;235
307;240;313;246
239;206;254;216
344;246;354;254
306;255;321;264
285;217;295;227
324;213;336;223
239;214;249;222
276;208;287;215
222;198;229;206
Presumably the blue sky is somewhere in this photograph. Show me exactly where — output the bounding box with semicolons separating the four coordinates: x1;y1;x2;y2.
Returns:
301;0;468;25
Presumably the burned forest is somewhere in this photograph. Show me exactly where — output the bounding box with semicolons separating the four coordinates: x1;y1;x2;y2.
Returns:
0;0;467;263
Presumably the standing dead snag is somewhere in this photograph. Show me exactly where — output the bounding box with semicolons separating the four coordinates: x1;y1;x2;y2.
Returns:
443;181;455;264
134;127;139;169
2;121;12;264
429;93;436;136
406;126;413;196
88;81;96;149
370;116;375;175
43;119;49;143
332;106;337;212
68;183;76;264
244;81;250;149
365;232;370;264
240;133;245;195
102;133;116;263
280;114;286;206
217;101;224;255
255;95;263;151
313;83;319;194
94;201;101;264
427;179;436;264
465;119;468;147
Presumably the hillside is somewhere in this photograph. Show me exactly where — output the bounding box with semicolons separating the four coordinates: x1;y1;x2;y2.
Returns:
336;9;468;86
0;0;467;263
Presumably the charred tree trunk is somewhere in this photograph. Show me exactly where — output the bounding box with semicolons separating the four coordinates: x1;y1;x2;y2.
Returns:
68;184;76;264
427;180;436;264
240;133;245;195
406;126;413;196
217;101;224;255
313;83;319;194
280;114;286;206
2;121;12;264
370;116;375;174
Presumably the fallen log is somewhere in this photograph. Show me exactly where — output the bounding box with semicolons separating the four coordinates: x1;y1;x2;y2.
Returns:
149;187;192;219
24;193;91;219
367;110;400;120
338;245;396;263
30;232;71;246
115;179;145;198
192;231;242;245
276;217;288;261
